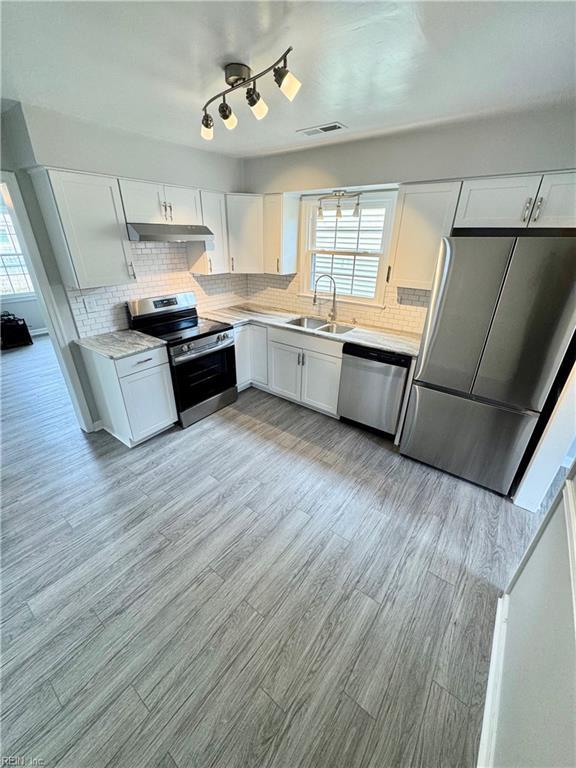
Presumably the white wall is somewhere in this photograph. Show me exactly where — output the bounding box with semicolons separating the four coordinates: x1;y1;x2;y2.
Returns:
1;294;46;332
243;105;576;193
2;102;244;192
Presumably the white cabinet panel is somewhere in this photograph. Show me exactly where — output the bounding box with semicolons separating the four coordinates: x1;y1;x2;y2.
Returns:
529;172;576;228
250;325;268;386
120;364;177;443
191;190;229;275
268;341;301;400
263;194;299;275
41;170;133;289
389;181;461;289
454;175;542;228
234;325;252;390
226;194;264;273
300;350;342;416
119;178;166;223
164;185;202;225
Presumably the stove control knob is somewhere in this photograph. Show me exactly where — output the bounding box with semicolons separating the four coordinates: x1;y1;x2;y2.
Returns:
181;344;189;352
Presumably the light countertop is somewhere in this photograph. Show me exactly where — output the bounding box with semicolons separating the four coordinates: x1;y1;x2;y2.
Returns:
204;305;421;357
75;330;166;360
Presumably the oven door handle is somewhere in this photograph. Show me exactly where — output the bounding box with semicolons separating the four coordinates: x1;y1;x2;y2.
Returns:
172;339;235;366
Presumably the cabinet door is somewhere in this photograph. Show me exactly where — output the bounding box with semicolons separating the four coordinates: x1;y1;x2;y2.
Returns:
226;194;264;273
529;172;576;228
268;341;301;401
234;325;252;389
120;364;177;443
454;175;542;228
300;350;342;415
250;325;268;385
118;178;166;223
263;194;299;275
389;181;461;289
164;185;202;225
197;190;229;274
49;170;134;289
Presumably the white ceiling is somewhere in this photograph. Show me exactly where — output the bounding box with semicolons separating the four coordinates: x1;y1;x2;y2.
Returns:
2;1;574;158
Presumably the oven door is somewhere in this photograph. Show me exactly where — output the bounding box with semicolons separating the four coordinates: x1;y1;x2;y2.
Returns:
171;343;237;421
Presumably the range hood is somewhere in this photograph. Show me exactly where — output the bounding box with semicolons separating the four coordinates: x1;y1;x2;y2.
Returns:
126;222;214;243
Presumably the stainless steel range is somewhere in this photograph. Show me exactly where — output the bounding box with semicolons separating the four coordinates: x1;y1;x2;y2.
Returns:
127;292;237;427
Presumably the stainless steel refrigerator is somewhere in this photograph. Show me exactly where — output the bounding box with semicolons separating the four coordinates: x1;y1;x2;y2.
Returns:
400;235;576;494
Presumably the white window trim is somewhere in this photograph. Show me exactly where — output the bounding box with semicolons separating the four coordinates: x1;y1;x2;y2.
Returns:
1;292;37;301
298;191;397;308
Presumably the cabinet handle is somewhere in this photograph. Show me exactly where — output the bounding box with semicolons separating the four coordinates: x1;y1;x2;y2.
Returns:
532;196;544;222
521;197;533;222
162;201;168;220
168;203;173;221
209;257;213;274
297;352;301;366
128;261;136;279
386;265;392;283
277;258;280;273
136;357;153;364
301;352;305;366
231;257;235;272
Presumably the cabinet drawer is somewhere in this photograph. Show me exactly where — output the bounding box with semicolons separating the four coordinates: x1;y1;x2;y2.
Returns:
115;346;168;377
268;326;342;358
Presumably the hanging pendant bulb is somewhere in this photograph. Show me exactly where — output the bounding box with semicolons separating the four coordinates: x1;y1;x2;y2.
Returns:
246;85;269;120
336;202;343;219
218;100;238;130
273;62;302;101
353;196;360;218
200;112;214;141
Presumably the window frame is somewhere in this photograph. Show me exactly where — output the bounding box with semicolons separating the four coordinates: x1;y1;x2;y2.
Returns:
0;193;36;298
298;190;398;307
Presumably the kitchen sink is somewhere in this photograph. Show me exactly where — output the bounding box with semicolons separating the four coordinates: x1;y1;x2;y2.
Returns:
286;316;327;329
318;323;355;334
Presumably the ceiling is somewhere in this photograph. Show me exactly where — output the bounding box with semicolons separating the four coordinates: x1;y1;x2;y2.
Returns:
2;1;574;158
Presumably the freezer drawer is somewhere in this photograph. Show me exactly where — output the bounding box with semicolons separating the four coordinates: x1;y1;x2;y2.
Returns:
400;385;538;494
338;345;410;434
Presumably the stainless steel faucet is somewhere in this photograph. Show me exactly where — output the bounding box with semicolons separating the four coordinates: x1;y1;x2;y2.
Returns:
313;274;337;321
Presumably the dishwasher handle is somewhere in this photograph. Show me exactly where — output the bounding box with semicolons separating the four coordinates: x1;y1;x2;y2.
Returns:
341;342;412;368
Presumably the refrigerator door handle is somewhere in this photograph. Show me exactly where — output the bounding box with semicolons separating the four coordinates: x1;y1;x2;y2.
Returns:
415;237;452;381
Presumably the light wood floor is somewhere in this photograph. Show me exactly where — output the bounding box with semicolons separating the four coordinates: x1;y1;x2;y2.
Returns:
1;336;540;767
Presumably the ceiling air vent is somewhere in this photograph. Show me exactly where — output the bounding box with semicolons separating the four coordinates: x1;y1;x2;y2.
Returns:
297;122;347;137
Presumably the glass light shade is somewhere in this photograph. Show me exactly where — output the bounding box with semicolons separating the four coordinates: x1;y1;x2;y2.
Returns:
223;111;238;130
317;205;324;220
280;71;302;101
250;96;269;120
200;123;213;141
336;204;342;219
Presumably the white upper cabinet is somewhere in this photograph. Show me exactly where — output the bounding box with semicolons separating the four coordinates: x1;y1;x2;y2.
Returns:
528;172;576;228
32;169;134;290
389;181;462;289
163;184;202;225
189;190;229;275
263;194;300;275
119;179;201;225
454;175;542;228
226;194;264;273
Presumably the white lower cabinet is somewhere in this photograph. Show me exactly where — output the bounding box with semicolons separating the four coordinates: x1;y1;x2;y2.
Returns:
234;324;269;390
268;330;342;416
79;345;177;447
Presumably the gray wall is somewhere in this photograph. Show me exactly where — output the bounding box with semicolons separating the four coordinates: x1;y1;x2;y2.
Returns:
243;105;576;193
1;294;46;331
2;102;244;192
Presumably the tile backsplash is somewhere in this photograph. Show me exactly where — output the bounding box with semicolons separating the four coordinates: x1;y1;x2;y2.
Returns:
67;242;430;337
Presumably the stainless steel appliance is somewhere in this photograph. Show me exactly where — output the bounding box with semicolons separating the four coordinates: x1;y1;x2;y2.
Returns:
400;234;576;494
127;292;237;427
338;343;411;434
126;223;214;243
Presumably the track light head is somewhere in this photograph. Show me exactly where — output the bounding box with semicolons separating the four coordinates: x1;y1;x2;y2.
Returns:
353;198;360;218
336;202;342;219
246;85;269;120
200;112;214;141
317;204;324;221
218;100;238;130
273;64;302;101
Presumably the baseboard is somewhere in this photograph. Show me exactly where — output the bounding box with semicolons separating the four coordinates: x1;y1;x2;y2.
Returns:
30;327;49;337
477;595;509;768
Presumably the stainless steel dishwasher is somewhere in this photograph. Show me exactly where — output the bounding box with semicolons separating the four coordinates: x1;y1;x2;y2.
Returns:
338;343;411;434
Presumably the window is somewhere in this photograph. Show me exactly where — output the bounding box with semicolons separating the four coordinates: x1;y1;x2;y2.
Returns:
0;185;34;295
302;191;397;304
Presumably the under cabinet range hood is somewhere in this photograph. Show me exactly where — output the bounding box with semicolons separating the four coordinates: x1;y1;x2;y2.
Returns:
126;222;214;243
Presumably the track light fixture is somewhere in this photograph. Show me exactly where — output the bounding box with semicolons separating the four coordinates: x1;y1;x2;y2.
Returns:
316;191;363;219
200;46;300;141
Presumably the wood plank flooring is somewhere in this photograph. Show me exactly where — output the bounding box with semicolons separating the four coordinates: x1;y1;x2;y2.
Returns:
1;336;541;767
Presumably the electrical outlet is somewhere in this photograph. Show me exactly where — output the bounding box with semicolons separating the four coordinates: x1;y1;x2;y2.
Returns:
83;295;99;314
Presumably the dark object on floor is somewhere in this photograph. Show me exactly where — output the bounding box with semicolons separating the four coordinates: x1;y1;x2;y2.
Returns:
0;311;33;349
